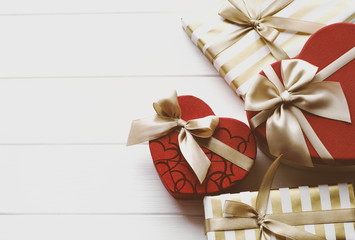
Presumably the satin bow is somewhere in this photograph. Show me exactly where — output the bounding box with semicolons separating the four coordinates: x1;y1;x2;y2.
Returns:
127;91;218;183
206;0;325;61
245;55;352;166
127;91;254;183
205;156;355;239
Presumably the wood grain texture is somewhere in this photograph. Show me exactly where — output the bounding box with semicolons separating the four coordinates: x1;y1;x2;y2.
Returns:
0;145;352;214
0;144;204;214
0;0;216;14
0;215;205;240
0;14;215;78
0;77;245;144
0;0;353;239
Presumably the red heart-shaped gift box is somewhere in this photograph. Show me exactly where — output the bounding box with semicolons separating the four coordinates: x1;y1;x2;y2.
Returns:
247;23;355;168
149;95;256;199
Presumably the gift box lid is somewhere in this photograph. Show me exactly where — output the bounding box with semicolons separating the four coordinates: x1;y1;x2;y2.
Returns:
204;182;355;239
182;0;354;97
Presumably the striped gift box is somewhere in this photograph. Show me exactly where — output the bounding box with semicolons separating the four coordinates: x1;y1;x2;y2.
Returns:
182;0;354;97
204;183;355;240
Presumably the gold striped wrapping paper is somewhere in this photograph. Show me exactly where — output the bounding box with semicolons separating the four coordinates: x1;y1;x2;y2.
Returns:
203;183;355;240
182;0;354;97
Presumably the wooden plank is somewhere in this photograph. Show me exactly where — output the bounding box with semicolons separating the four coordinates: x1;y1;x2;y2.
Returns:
0;145;352;214
0;0;214;14
0;77;245;143
0;144;204;214
0;215;205;240
0;14;215;78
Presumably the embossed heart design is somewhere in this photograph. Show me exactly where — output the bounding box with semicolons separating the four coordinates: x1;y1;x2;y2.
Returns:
149;95;256;199
246;23;355;168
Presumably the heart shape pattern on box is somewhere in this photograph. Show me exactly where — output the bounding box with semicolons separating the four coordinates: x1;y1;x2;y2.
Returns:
246;23;355;166
149;95;256;199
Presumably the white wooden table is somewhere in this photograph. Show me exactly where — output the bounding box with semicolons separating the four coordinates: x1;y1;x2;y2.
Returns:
0;0;353;239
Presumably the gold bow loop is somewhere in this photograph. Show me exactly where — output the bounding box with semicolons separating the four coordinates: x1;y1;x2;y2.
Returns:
245;57;352;167
127;91;218;183
127;91;255;183
221;157;323;240
206;0;325;61
205;156;355;239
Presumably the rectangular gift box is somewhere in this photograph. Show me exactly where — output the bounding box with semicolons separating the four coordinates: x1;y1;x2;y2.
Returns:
204;183;355;240
182;0;354;97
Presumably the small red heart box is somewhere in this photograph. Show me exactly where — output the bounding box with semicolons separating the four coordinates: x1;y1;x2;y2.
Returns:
149;95;256;199
247;23;355;167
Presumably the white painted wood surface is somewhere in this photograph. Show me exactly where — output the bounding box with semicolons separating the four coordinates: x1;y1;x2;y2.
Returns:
0;0;353;239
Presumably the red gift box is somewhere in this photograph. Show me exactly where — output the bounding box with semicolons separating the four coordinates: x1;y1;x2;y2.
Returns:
127;92;256;199
246;23;355;168
150;95;256;199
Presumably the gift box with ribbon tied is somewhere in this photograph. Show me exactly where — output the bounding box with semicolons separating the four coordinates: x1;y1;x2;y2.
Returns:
127;92;257;199
182;0;353;97
245;23;355;169
204;156;355;240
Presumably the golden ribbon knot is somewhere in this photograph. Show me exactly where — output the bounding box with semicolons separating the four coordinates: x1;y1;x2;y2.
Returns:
205;156;355;239
127;91;254;183
245;47;354;166
206;0;325;61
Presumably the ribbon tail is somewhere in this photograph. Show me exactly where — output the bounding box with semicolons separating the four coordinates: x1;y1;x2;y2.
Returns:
261;36;289;61
264;16;325;34
178;129;211;184
197;137;254;172
266;106;313;167
263;220;324;240
290;107;334;162
205;27;251;61
205;216;258;232
255;155;282;215
127;116;177;145
260;0;294;18
255;24;288;60
256;156;324;240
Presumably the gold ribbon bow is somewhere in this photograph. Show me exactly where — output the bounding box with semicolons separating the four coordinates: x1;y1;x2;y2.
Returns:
245;47;354;167
205;156;355;240
127;91;254;183
206;0;325;61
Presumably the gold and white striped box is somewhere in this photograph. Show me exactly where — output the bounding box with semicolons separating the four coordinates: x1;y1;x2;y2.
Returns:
182;0;354;97
204;183;355;240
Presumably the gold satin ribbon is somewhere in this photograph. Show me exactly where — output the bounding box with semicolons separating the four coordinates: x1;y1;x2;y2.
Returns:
244;47;354;167
205;156;355;240
206;0;325;61
127;91;254;183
